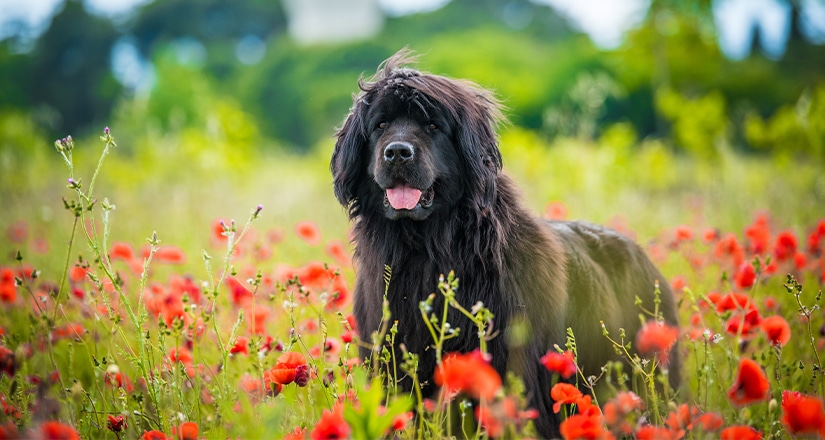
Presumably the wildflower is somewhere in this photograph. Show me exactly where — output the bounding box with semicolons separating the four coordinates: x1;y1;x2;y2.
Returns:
294;364;310;387
226;277;253;306
773;230;798;261
0;421;19;438
715;291;758;313
664;403;699;437
760;315;791;346
264;351;308;385
0;268;16;303
285;426;308;440
211;219;229;243
602;391;645;435
295;221;321;246
540;350;577;379
724;308;762;338
544;201;568;220
434;350;502;401
745;214;771;254
733;262;756;289
311;404;350;440
694;412;724;432
807;220;825;254
636;425;678;440
153;245;187;264
325;240;351;267
714;233;745;266
110;242;135;261
0;347;15;378
559;413;610;440
230;337;249;356
550;383;583;414
175;422;198;440
107;415;127;433
142;430;170;440
728;358;769;406
635;321;679;365
51;323;85;342
6;221;28;244
720;425;762;440
781;390;825;436
168;347;193;366
39;421;80;440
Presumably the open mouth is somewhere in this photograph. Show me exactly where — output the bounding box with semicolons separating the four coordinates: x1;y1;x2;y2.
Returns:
384;184;435;210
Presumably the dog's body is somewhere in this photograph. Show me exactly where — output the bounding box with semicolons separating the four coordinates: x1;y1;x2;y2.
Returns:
331;50;679;437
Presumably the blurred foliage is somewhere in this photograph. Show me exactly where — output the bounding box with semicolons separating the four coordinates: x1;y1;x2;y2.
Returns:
0;0;823;158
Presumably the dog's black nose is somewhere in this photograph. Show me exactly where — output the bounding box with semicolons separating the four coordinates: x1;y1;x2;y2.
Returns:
383;142;414;163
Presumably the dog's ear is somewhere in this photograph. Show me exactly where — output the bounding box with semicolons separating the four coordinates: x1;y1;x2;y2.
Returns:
454;96;503;213
331;98;368;212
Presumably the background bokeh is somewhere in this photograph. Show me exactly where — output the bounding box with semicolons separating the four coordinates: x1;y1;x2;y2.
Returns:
1;0;824;261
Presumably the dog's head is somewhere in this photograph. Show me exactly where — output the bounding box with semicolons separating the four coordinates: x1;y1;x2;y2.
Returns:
331;49;504;221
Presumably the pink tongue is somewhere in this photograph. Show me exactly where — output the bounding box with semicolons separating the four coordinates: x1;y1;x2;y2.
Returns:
386;186;422;210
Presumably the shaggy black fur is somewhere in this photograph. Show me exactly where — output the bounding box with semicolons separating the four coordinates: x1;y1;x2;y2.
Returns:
331;49;680;438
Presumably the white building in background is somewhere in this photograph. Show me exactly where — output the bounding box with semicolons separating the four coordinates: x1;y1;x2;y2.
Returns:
281;0;384;45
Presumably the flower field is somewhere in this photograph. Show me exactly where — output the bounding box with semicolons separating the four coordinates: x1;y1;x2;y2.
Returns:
0;128;823;439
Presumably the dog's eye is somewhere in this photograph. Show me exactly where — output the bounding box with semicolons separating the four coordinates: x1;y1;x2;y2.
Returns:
428;123;438;132
377;122;387;130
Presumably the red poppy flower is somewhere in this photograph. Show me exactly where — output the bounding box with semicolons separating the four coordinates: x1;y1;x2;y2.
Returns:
724;308;762;338
434;350;502;401
264;351;307;385
550;383;583;414
311;404;349;440
673;224;694;243
714;233;745;266
745;214;771;254
544;201;568;220
6;221;28;243
154;246;187;264
602;391;644;434
0;268;16;304
635;321;679;365
285;426;308;440
733;262;756;289
0;421;19;438
728;358;769;406
325;240;351;267
40;421;80;440
636;425;678;440
540;350;577;379
715;291;757;313
107;415;127;432
0;346;15;378
168;347;193;366
390;411;413;432
807;220;825;254
773;230;798;261
559;414;609;440
68;265;88;284
720;425;762;440
211;219;229;243
781;390;825;436
175;422;197;440
143;430;171;440
110;242;135;261
760;315;791;346
295;221;321;246
664;403;699;433
230;337;249;356
694;412;724;432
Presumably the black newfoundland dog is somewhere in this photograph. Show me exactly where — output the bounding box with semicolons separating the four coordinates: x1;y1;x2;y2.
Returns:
331;50;679;437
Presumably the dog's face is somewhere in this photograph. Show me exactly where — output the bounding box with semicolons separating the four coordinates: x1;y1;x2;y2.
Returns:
364;86;464;220
332;51;505;222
